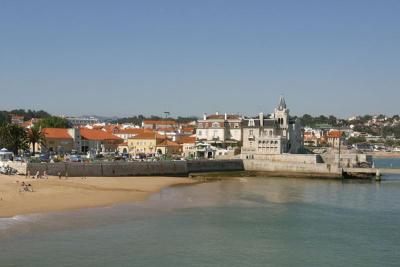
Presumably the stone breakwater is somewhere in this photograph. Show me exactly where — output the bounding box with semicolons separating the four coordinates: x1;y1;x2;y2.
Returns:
242;159;342;178
26;160;245;177
25;159;340;179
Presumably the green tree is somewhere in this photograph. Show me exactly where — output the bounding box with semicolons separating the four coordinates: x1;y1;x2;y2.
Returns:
328;115;338;126
37;116;70;128
361;115;372;123
347;136;367;145
300;114;314;127
0;111;9;125
28;126;46;155
0;124;28;154
8;109;50;120
176;116;198;123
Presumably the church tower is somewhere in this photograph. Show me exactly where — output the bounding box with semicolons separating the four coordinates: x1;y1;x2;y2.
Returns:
274;95;289;129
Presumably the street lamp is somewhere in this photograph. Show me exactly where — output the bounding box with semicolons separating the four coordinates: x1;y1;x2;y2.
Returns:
163;111;170;140
338;121;342;170
163;111;170;160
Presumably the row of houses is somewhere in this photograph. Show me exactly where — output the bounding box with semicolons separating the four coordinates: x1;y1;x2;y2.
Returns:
38;126;196;158
303;126;400;149
303;128;346;148
22;96;305;159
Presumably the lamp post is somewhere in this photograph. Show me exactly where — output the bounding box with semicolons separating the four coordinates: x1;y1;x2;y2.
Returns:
338;122;342;170
163;111;170;160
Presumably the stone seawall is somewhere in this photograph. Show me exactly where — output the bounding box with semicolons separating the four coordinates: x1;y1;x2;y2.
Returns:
241;154;323;164
26;158;341;178
243;159;342;178
187;160;244;173
27;160;244;177
321;153;372;168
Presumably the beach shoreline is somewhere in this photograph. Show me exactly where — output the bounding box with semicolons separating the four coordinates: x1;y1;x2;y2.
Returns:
0;174;196;218
370;152;400;158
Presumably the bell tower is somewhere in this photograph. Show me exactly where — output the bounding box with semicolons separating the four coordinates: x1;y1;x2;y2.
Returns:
274;95;289;129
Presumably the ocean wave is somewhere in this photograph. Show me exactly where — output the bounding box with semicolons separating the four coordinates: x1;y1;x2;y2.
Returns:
0;213;43;232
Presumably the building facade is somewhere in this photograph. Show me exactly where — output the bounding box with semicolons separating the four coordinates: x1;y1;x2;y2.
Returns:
241;96;303;159
155;139;182;156
41;128;76;154
127;132;164;157
142;120;178;130
38;128;122;155
11;114;24;125
79;128;123;155
177;136;197;158
196;113;242;146
326;130;345;148
65;116;100;127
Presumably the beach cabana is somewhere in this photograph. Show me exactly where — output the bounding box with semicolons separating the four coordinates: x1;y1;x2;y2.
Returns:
0;148;14;161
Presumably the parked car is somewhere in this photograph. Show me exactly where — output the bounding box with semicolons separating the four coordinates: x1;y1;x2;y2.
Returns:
39;153;50;163
69;155;82;162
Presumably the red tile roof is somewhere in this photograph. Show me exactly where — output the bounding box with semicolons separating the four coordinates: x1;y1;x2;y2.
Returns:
131;132;165;140
181;126;195;132
143;120;177;125
92;125;105;130
157;139;181;147
117;128;151;135
11;114;24;119
327;131;344;138
80;128;122;141
177;136;196;144
156;127;176;132
206;114;241;120
104;124;121;133
42;128;72;139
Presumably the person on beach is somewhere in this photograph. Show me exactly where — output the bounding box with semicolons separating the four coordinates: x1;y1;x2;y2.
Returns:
19;182;29;192
19;182;33;192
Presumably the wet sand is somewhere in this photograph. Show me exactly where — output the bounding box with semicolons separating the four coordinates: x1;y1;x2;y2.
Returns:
0;174;195;218
370;152;400;158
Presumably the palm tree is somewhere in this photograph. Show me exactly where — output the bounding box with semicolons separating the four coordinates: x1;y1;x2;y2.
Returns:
0;124;28;155
28;126;46;155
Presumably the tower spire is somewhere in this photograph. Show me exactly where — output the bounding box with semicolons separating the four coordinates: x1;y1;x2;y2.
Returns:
278;95;286;110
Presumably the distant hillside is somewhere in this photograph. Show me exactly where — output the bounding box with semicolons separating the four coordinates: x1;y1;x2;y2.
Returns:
0;109;51;125
113;115;198;125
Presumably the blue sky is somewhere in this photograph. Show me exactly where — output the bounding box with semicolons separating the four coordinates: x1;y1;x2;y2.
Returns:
1;0;399;117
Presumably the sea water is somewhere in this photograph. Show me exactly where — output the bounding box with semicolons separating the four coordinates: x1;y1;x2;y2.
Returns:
1;160;400;266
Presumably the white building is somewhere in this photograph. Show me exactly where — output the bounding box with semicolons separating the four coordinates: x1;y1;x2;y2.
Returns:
65;116;100;127
196;113;242;146
241;96;303;159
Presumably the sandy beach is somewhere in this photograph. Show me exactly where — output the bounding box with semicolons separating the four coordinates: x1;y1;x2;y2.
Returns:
0;174;196;218
369;152;400;158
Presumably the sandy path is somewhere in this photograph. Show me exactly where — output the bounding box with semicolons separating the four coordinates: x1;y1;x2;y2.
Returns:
0;174;195;218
